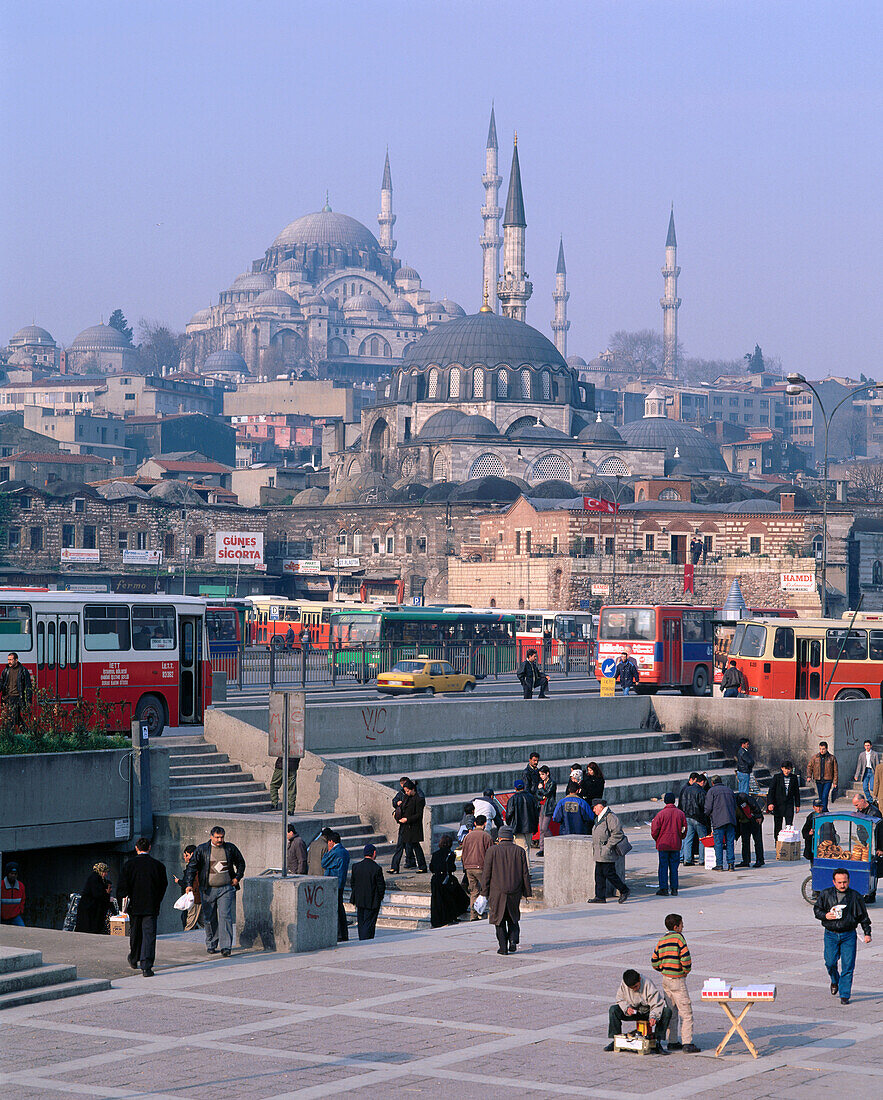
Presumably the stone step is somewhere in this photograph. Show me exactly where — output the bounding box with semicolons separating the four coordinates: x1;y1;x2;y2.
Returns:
0;947;43;975
168;763;242;778
0;963;78;996
166;742;219;755
169;795;274;812
168;752;231;767
0;978;111;1011
169;779;266;795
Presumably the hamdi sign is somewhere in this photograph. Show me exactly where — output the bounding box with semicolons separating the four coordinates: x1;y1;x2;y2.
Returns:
215;532;264;565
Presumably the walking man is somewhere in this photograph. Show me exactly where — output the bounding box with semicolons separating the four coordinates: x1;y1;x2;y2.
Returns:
269;754;299;815
321;830;351;942
522;752;541;797
461;815;493;919
286;823;307;875
735;738;754;794
0;651;32;733
677;773;705;866
349;843;385;940
480;826;532;955
589;799;630;903
185;825;246;957
720;660;744;698
1;863;25;926
536;766;558;856
704;775;737;871
651;913;700;1053
615;651;639;696
651;794;687;896
117;838;168;977
854;741;879;805
814;866;872;1004
808;741;838;812
504;779;540;870
767;761;801;838
389;779;427;874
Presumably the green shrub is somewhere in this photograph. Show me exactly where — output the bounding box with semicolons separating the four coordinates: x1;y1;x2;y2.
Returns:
0;690;130;756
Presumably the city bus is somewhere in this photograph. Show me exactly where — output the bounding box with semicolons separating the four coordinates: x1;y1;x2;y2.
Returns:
248;598;359;650
445;606;593;665
0;591;210;737
728;614;883;700
206;598;252;657
330;607;517;679
595;604;716;694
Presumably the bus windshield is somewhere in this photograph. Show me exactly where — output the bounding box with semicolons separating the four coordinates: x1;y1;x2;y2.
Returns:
600;608;656;642
739;624;767;657
333;614;381;645
555;614;590;641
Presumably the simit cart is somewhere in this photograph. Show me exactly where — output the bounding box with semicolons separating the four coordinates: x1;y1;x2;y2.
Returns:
801;810;879;904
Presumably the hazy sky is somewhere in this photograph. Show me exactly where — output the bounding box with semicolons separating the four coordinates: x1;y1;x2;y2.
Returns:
2;1;880;378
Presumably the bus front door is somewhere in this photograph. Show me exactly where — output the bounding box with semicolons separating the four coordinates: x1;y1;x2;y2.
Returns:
178;615;204;723
797;637;822;699
662;617;682;685
35;612;81;700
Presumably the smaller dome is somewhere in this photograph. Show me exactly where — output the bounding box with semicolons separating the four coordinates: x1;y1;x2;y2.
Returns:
302;293;330;308
8;350;37;366
424;480;461;501
231;272;275;292
276;258;305;273
387;296;416;315
343;293;387;313
425;301;446;313
203;349;248;373
508;423;572;441
71;323;130;350
530;479;578;498
395;265;421;283
97;480;152;501
451;476;522;503
440;297;466;317
10;325;55;347
566;355;588;370
188;308;212;326
578;415;624;444
452;414;501;438
291;486;327;505
324;480;358;505
252;288;298;309
418;409;467;439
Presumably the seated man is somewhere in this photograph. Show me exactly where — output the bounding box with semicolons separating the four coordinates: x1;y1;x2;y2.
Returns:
605;968;671;1054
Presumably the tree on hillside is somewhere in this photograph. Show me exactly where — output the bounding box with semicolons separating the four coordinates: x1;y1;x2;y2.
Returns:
846;461;883;502
679;357;743;385
745;344;765;373
108;309;133;345
137;318;185;375
608;329;666;374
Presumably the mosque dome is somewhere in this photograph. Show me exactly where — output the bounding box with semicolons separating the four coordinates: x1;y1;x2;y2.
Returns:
388;296;416;315
188;309;212;326
395;265;421;284
302;293;330;308
203;349;248;374
231;272;275;292
451;414;501;438
8;351;37;366
70;323;131;350
507;422;571;441
291;486;328;505
252;288;298;309
343;293;387;314
577;414;624;444
272;210;380;252
418;409;467;439
403;312;567;371
566;355;588;370
619;391;727;472
10;325;56;347
440;298;466;317
276;258;306;273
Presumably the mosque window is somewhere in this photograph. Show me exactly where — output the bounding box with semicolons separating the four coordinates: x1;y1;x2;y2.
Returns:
596;457;629;477
497;369;509;398
658;488;681;501
530;454;571;482
371;529;381;555
385;529;395;554
449;367;461;399
521;370;532;400
352;531;363;554
428;368;439;399
338;530;348;551
469;453;505;479
473;367;485;399
431;452;446;480
541;371;552;400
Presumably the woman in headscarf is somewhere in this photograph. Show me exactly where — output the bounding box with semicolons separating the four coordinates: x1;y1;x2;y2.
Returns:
429;835;469;927
74;862;114;933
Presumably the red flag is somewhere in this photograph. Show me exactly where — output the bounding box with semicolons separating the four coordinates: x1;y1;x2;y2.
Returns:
583;496;620;514
683;563;694;593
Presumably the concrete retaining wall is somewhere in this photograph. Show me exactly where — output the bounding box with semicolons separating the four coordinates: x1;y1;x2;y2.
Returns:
543;835;627;907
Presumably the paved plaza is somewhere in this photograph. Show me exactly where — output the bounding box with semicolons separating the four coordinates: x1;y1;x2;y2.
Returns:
2;826;882;1099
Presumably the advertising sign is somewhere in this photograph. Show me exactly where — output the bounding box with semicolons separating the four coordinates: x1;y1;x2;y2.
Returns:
215;532;264;565
60;548;100;564
780;572;815;593
282;559;321;575
122;549;162;565
600;676;616;697
591;583;610;596
333;557;361;568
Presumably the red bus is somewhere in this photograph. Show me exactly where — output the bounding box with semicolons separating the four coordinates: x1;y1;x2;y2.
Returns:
596;605;716;695
247;598;362;650
0;592;210;737
729;614;883;701
446;606;593;666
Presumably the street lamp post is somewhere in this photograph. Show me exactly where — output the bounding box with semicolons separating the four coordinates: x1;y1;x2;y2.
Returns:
785;374;881;614
179;477;196;596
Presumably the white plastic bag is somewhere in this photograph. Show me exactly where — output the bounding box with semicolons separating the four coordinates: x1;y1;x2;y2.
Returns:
473;894;489;916
173;893;194;912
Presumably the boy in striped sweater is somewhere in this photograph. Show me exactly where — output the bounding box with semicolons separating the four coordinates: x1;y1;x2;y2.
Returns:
651;913;701;1053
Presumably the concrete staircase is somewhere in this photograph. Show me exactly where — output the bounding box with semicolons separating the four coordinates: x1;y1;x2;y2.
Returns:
343;890;432;932
0;946;110;1010
167;737;275;814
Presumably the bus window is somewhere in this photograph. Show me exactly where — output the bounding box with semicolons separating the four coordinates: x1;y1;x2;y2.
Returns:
773;627;794;659
826;629;868;662
59;621;67;669
70;621;79;666
84;605;131;651
47;619;56;668
729;622;747;657
740;624;767;658
0;603;33;651
207;609;237;642
525;615;542;632
36;620;45;667
682;610;711;643
600;608;656;641
334;614;381;645
870;631;883;661
132;605;176;651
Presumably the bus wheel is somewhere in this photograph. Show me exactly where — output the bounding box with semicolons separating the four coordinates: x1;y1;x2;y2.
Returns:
270;636;284;651
835;688;868;701
686;666;710;696
135;694;166;738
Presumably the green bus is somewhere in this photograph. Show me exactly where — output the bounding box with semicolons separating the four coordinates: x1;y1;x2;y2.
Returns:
329;607;517;680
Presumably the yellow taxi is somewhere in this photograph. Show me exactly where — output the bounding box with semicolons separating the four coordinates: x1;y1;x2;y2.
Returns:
376;656;477;696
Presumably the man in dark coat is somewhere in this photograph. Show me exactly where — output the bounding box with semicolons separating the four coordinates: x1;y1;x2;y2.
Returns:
590;800;630;903
767;761;801;838
184;826;246;957
735;791;766;868
614;652;639;695
1;651;33;733
814;866;872;1004
117;838;168;977
518;649;549;699
505;780;540;870
389;780;427;873
481;826;532;955
286;824;307;875
522;753;541;796
704;775;737;871
350;843;386;940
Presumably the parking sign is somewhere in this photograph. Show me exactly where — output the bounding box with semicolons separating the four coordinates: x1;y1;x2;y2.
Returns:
269;604;281;621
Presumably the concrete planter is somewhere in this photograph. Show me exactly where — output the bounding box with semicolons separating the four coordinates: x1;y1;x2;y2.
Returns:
237;874;337;953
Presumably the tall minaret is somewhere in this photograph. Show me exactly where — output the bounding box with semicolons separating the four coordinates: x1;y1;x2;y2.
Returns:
661;206;681;378
480;106;502;312
497;134;532;322
378;149;396;256
551;237;569;356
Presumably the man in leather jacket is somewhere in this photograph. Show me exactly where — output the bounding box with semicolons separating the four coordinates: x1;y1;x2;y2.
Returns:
184;826;246;957
813;867;871;1004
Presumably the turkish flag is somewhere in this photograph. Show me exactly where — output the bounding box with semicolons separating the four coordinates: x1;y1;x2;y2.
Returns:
583;496;620;514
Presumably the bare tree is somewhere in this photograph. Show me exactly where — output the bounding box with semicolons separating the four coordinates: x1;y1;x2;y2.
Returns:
846;460;883;501
680;356;744;385
608;329;666;374
137;318;185;375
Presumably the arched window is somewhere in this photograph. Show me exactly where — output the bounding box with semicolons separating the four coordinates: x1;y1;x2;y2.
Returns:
658;488;681;501
385;528;395;555
337;529;347;552
529;454;572;482
541;370;552;400
596;456;630;477
469;453;506;479
449;367;461;399
489;598;496;607
521;369;532;399
874;561;883;586
498;368;509;398
428;368;439;398
352;531;363;554
371;529;381;555
431;452;446;480
370;336;379;356
328;337;348;357
518;598;525;609
473;367;485;399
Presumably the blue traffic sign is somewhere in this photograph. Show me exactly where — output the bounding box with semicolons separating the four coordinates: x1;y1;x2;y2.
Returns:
601;658;617;678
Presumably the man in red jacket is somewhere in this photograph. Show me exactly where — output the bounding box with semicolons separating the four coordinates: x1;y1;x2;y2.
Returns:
651;794;687;897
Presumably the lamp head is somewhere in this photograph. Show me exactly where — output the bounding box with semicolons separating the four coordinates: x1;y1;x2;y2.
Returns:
786;372;806;384
785;385;803;396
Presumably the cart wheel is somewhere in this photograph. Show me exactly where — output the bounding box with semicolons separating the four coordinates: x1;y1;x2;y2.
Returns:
801;875;816;905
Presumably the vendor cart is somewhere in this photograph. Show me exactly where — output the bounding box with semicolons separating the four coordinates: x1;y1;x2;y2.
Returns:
801;811;879;903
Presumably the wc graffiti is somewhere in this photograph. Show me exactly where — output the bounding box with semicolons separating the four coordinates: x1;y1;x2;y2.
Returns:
303;882;324;920
360;706;387;741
